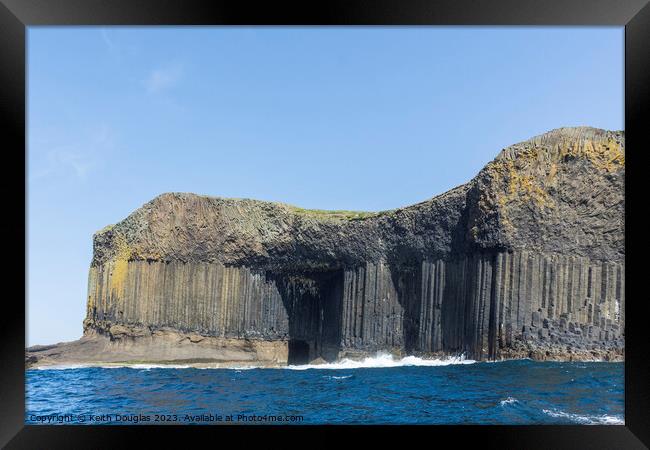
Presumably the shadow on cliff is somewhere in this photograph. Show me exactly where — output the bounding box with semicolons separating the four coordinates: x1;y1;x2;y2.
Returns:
266;270;344;364
385;249;422;356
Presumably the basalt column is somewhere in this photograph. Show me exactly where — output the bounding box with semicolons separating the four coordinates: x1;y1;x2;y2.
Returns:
85;260;290;340
338;262;406;355
410;251;625;360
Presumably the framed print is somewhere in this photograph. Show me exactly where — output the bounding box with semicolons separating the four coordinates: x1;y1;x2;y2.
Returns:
1;0;649;447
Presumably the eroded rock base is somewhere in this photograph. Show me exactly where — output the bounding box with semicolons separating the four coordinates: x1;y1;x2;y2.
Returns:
26;327;288;369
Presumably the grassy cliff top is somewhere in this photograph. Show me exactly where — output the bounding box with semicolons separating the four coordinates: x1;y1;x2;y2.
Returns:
284;206;389;221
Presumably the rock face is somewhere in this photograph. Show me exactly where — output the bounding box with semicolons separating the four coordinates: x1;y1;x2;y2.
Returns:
29;127;625;367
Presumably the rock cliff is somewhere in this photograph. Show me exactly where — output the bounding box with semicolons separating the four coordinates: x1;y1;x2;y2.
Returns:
28;127;625;367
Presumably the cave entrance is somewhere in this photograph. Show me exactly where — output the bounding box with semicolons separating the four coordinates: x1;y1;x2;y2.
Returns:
287;339;311;365
271;269;344;364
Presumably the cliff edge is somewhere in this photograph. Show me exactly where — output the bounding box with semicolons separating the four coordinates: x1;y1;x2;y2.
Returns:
28;127;625;367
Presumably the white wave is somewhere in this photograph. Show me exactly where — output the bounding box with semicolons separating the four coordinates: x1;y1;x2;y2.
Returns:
285;353;475;370
483;357;532;363
129;364;191;370
542;409;624;425
324;375;354;380
500;397;519;406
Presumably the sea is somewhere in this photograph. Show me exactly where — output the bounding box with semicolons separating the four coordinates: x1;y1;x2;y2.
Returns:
25;355;624;425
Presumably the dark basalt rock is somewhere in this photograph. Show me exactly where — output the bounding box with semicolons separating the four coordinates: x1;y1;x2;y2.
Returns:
29;127;625;367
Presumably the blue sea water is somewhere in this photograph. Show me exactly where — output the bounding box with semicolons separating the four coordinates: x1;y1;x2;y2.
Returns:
25;356;624;425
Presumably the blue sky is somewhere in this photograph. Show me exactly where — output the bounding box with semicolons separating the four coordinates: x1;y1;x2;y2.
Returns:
27;27;623;346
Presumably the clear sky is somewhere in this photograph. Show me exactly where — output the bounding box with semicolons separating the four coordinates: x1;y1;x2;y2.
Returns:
27;27;623;346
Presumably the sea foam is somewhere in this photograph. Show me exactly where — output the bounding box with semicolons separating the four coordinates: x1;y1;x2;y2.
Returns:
500;397;519;406
542;408;624;425
285;353;475;370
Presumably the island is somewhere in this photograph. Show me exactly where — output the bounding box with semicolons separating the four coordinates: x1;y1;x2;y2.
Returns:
27;127;625;368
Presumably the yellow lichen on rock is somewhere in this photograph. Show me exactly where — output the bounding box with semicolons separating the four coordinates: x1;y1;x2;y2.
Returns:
507;171;550;208
86;266;98;315
578;138;625;172
488;136;624;218
109;232;133;297
487;153;552;211
555;138;624;172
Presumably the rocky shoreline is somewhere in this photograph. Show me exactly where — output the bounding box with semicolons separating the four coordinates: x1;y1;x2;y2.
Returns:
27;345;623;370
26;322;623;369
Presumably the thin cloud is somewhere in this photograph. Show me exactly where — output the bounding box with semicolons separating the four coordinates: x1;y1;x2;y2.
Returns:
29;147;96;182
29;124;116;183
99;29;140;61
144;63;183;94
101;29;117;54
100;28;126;62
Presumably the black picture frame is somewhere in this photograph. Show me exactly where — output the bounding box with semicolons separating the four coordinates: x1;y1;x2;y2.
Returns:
2;0;648;447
